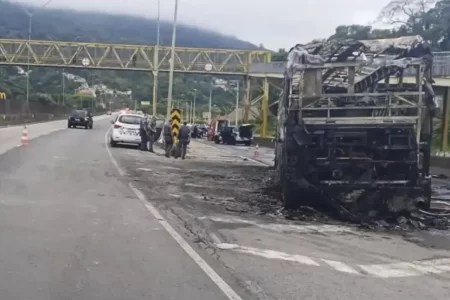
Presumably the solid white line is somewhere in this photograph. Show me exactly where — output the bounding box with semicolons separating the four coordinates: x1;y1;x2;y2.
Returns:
321;259;360;275
104;127;125;176
104;128;244;300
216;243;320;266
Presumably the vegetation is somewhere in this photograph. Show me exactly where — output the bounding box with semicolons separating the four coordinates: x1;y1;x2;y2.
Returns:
0;0;261;117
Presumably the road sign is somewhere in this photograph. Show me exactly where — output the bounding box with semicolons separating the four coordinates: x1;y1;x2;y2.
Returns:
171;108;181;143
205;63;212;71
141;101;150;106
82;58;90;66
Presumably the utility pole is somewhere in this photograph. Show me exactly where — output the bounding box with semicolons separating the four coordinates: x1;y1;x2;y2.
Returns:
166;0;179;121
208;81;212;124
152;0;160;116
23;0;52;112
190;99;193;123
62;68;65;106
235;82;239;126
193;89;197;124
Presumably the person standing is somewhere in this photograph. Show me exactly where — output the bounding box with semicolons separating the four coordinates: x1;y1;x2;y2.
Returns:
147;116;157;153
178;121;191;160
163;119;174;158
139;115;149;151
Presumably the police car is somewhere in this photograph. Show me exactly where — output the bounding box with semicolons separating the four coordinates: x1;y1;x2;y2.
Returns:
109;112;144;147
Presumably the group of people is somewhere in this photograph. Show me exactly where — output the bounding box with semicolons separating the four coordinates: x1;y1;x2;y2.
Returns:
162;120;191;160
139;115;157;153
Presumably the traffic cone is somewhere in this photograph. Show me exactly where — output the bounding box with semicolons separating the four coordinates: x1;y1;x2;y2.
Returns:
21;126;28;145
254;144;259;158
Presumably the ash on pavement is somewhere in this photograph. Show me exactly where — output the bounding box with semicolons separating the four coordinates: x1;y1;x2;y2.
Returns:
113;143;450;248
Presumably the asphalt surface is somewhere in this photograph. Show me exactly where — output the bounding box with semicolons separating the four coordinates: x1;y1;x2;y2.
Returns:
0;117;246;300
1;117;450;300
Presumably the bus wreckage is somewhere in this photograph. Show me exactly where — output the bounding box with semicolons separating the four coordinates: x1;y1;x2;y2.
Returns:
274;36;435;215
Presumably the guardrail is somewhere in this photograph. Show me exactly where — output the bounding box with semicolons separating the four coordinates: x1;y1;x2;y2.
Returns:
0;111;106;127
249;51;450;77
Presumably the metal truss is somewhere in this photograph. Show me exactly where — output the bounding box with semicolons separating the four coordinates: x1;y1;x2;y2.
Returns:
0;39;271;75
244;77;282;137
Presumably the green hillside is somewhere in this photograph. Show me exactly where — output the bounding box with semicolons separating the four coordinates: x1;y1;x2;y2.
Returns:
0;0;260;116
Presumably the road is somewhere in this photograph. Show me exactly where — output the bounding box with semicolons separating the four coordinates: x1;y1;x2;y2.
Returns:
0;116;449;300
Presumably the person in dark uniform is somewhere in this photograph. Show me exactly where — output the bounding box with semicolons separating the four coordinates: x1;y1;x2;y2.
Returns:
192;125;198;139
178;122;191;160
147;117;157;153
139;115;149;151
163;119;174;158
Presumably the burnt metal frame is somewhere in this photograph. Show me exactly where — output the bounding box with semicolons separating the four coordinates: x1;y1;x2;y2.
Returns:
290;61;425;145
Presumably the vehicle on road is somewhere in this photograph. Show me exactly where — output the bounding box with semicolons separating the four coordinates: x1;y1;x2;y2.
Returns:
273;36;434;212
208;117;230;142
110;113;144;147
215;124;254;146
68;109;93;129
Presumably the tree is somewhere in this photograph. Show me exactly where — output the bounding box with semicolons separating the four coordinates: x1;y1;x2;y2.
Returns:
377;0;438;27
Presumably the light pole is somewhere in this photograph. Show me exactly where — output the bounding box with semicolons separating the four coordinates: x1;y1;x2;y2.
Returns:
208;81;213;124
229;80;240;126
190;99;193;123
61;36;80;107
185;102;189;122
192;89;197;124
23;0;52;111
166;0;179;121
152;0;161;116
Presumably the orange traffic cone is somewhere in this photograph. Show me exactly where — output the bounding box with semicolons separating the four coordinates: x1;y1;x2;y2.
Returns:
254;144;259;158
21;126;28;145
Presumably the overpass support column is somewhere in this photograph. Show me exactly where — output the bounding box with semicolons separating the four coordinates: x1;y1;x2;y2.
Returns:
243;76;250;122
441;87;450;152
260;77;269;137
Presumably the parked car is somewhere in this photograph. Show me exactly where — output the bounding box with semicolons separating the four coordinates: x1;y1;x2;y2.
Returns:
109;113;144;147
215;124;254;146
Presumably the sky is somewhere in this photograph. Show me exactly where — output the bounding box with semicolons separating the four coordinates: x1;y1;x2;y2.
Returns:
18;0;394;50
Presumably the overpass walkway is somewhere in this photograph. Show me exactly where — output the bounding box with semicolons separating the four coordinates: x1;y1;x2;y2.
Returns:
248;51;450;86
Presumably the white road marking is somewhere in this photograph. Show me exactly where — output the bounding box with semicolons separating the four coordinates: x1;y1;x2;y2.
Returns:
359;258;450;278
190;141;269;166
104;128;245;300
216;242;450;278
359;263;421;278
216;243;320;266
209;233;222;244
198;216;356;234
322;259;360;275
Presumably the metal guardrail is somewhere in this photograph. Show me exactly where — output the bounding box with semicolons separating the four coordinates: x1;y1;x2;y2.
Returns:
249;51;450;77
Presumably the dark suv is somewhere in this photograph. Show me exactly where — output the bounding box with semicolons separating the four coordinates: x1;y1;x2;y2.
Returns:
68;110;93;129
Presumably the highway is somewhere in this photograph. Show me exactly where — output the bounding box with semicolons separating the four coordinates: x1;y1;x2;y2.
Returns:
1;116;450;300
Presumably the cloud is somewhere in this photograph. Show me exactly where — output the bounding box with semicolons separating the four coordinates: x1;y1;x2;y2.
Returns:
18;0;393;49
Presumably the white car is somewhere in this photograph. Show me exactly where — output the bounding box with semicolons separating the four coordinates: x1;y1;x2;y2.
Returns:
110;113;144;147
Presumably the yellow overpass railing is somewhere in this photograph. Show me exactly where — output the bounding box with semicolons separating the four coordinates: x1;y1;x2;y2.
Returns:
0;38;272;75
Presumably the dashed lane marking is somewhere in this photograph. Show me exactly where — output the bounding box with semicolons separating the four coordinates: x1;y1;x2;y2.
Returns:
216;243;450;278
321;259;360;274
104;127;245;300
198;216;357;234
